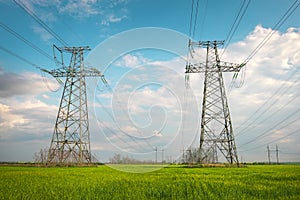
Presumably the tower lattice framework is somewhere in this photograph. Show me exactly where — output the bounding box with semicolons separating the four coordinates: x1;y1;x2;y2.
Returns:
44;46;104;165
186;40;245;164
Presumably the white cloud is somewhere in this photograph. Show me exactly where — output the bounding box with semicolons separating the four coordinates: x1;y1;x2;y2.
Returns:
58;0;101;17
0;97;57;139
21;0;100;18
27;0;129;23
0;70;59;141
219;26;300;160
115;54;147;68
42;94;50;99
107;15;124;23
31;25;53;42
101;13;128;26
0;69;58;97
16;0;129;44
0;103;25;129
153;130;163;137
18;0;36;12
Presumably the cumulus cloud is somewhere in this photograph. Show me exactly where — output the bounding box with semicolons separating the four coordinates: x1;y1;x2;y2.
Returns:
153;130;163;137
21;0;129;41
0;103;25;129
58;0;101;17
0;69;58;98
0;69;60;141
0;98;56;132
101;13;128;26
26;0;129;22
31;25;54;42
115;54;148;68
218;25;300;161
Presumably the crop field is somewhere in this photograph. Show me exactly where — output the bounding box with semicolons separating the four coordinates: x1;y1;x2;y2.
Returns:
0;164;299;199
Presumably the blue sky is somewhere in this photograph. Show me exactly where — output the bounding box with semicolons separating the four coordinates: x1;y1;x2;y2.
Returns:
0;0;299;163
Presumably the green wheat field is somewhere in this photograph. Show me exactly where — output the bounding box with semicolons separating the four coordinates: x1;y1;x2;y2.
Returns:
0;164;299;199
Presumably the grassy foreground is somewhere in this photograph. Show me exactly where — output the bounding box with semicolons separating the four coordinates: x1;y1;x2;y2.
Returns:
0;165;299;199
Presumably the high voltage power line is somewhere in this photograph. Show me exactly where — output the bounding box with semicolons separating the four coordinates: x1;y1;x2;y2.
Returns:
239;128;300;153
236;69;300;135
235;65;300;130
188;0;195;38
226;0;299;94
94;94;154;153
242;0;300;64
1;1;86;68
1;0;93;92
221;0;251;58
236;92;300;138
191;0;200;39
198;0;208;40
93;81;156;152
86;74;158;156
0;45;63;92
0;45;41;69
13;0;69;47
223;0;251;93
0;22;53;61
230;0;300;147
188;0;200;39
238;109;300;147
0;21;65;92
189;0;251;93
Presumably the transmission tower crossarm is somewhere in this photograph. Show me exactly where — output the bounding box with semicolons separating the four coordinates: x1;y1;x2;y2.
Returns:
80;67;104;77
186;62;245;73
218;61;246;72
41;66;104;77
39;65;108;89
58;46;91;52
189;40;225;48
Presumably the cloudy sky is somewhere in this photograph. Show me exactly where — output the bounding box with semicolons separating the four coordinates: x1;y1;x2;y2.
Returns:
0;0;299;163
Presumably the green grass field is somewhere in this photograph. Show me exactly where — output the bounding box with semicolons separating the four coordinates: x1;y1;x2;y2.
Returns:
0;165;299;199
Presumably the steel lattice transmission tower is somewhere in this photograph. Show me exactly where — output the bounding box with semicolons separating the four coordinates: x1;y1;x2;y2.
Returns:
42;46;105;165
186;40;245;164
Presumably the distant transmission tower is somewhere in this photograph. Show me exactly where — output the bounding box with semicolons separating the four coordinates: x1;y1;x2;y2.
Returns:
186;40;245;164
42;45;106;165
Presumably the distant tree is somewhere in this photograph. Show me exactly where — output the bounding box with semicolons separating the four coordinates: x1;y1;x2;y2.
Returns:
109;154;144;164
185;147;201;164
109;154;122;164
91;153;100;164
33;147;48;165
183;147;217;164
